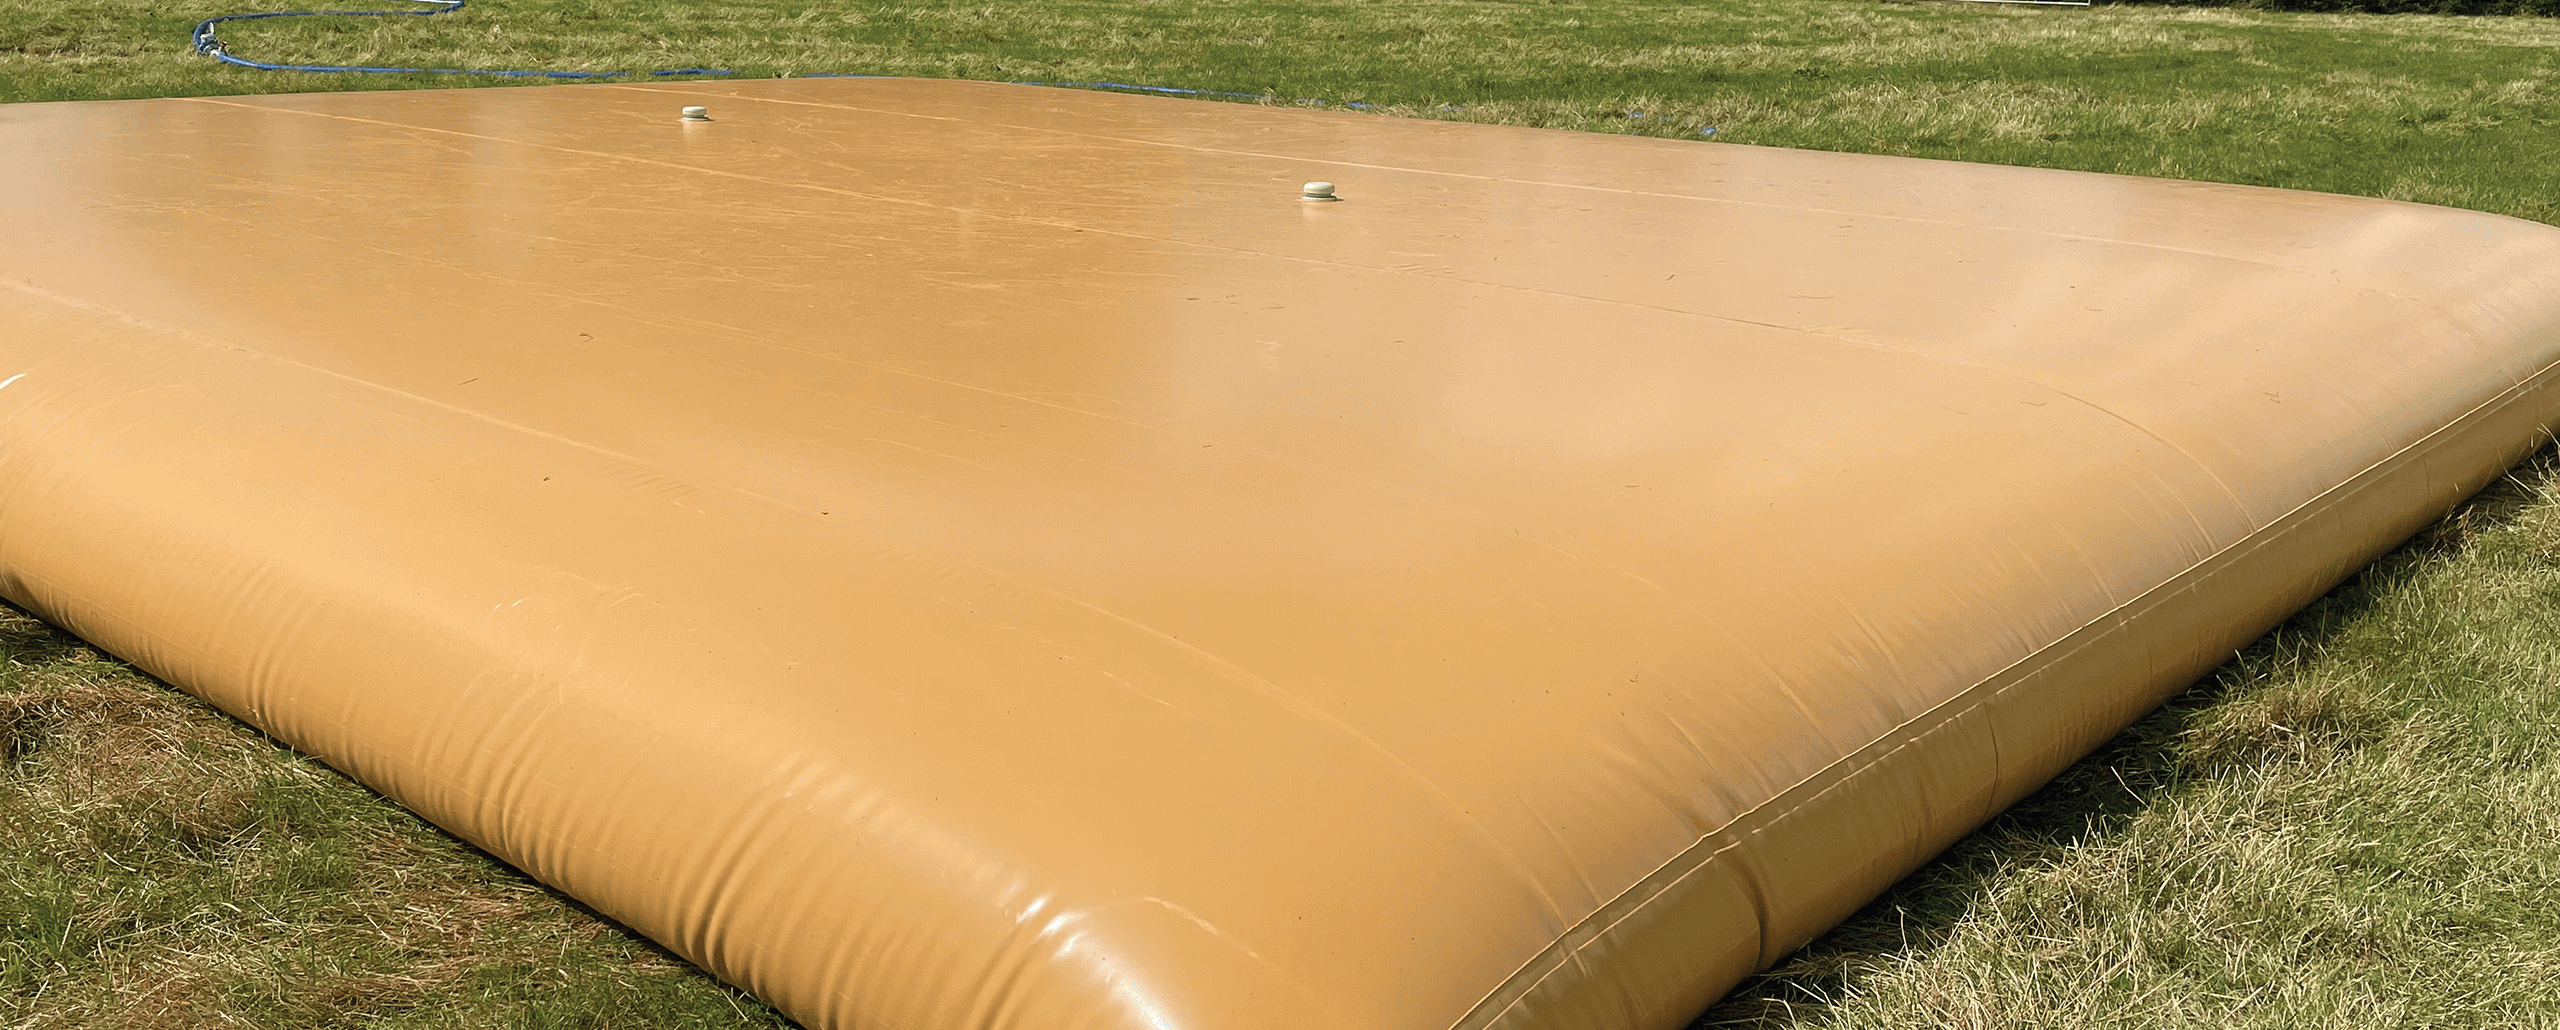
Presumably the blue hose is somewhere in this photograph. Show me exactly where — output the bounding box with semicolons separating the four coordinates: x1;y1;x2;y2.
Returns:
190;0;733;78
1013;81;1266;101
1016;81;1392;110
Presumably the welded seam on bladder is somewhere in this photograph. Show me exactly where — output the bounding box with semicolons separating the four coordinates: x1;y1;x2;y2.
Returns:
676;80;2534;409
609;79;2509;320
0;275;729;504
0;266;1588;955
168;92;1868;763
1771;328;2256;530
1447;345;2560;1030
133;103;1823;750
175;93;2270;531
184;86;2475;531
185;90;2483;349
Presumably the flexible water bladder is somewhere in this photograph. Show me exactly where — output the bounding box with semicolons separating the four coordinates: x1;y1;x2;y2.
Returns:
3;78;2558;1030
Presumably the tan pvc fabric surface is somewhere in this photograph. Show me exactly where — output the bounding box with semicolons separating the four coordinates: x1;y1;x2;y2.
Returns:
5;78;2560;1030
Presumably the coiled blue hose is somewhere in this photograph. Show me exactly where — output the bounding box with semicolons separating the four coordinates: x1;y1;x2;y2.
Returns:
190;0;733;78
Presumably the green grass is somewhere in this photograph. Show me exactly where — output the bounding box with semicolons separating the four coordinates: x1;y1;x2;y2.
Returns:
5;2;2560;1028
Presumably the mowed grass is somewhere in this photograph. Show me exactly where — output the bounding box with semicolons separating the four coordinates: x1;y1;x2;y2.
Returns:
3;2;2560;1028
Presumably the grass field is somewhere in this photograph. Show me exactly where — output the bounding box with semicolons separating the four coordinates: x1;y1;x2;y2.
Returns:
4;1;2560;1028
